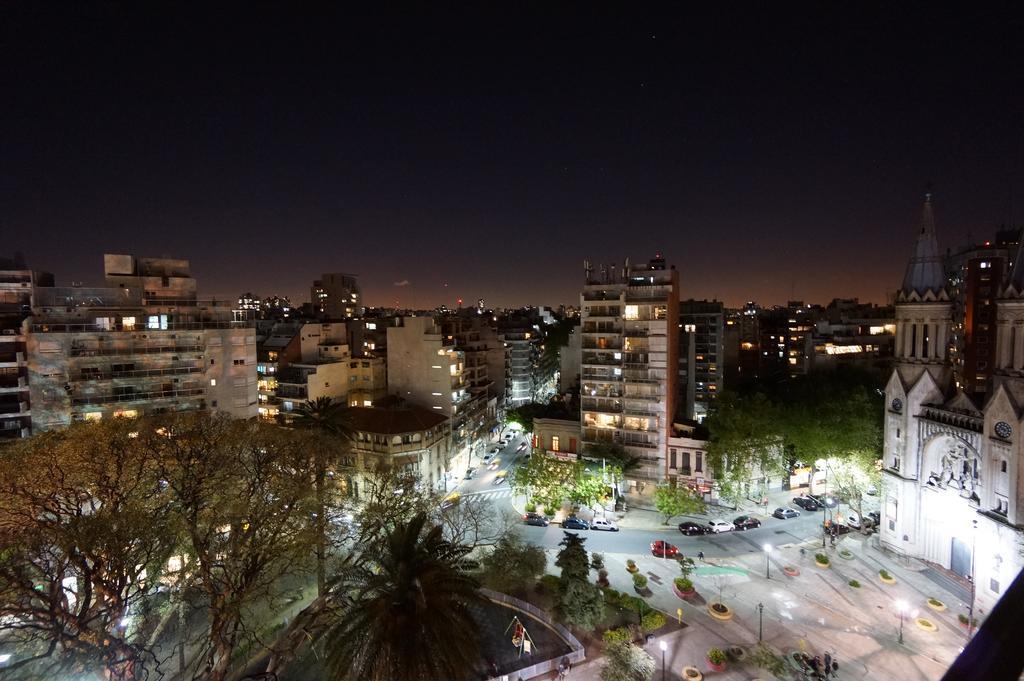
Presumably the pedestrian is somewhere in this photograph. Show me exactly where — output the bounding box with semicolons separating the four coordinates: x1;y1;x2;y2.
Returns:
824;652;832;677
830;533;836;547
697;550;705;562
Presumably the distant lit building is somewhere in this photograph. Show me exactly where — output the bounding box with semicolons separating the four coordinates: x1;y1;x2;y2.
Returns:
678;299;724;422
311;273;361;319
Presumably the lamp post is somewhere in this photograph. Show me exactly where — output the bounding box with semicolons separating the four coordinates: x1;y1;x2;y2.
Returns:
757;602;765;642
659;640;667;681
896;600;907;644
968;518;978;638
763;543;772;579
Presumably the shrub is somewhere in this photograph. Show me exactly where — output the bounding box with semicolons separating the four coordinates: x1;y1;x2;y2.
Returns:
538;574;561;594
524;501;537;512
674;576;693;591
632;573;648;589
641;610;666;632
750;643;786;676
707;647;727;665
591;552;605;570
626;559;637;569
849;579;860;588
602;626;633;644
815;553;829;564
879;569;891;579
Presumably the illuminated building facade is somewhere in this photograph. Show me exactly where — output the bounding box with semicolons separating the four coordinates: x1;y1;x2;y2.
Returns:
311;272;361;319
579;256;679;483
882;195;1024;620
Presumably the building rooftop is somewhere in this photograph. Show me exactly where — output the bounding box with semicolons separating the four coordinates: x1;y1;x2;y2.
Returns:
343;404;448;434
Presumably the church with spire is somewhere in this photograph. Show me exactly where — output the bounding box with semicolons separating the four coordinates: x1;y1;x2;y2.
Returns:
882;194;1024;619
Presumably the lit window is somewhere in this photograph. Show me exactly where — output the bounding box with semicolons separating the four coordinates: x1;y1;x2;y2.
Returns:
210;379;217;386
113;409;138;418
552;436;560;451
84;412;102;421
122;316;136;330
366;322;377;330
363;400;372;407
624;305;639;320
980;262;991;269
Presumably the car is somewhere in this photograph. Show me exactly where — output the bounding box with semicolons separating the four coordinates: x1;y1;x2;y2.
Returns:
733;515;761;531
492;470;508;485
440;492;461;510
591;518;619;532
523;512;549;527
678;521;709;536
808;494;837;509
482;452;496;463
562;516;590;530
773;507;800;519
488;458;501;470
464;467;477;480
793;495;820;511
488;446;501;455
846;512;862;529
516;442;528;452
651;540;679;558
867;511;881;527
865;484;879;496
706;519;733;533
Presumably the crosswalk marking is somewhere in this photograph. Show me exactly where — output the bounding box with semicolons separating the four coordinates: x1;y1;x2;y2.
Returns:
462;489;514;500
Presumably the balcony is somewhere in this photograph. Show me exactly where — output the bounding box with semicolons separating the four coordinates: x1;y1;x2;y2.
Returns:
70;344;204;358
582;340;622;350
33;320;251;333
0;400;29;417
71;366;203;381
0;375;28;393
0;351;25;367
71;387;205;406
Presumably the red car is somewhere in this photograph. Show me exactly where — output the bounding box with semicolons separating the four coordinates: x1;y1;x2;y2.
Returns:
650;540;679;558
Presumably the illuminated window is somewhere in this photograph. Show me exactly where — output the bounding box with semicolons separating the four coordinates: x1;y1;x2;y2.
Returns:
363;400;372;407
210;379;217;386
624;305;639;320
552;436;560;451
113;409;138;418
122;316;136;330
366;322;377;330
84;412;103;421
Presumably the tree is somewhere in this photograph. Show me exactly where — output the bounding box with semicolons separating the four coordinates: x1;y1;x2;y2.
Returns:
600;640;655;681
653;482;706;524
568;471;607;509
555;532;604;630
0;419;176;680
440;493;518;553
322;512;486;681
148;414;323;681
292;396;352;597
479;534;546;594
510;453;579;511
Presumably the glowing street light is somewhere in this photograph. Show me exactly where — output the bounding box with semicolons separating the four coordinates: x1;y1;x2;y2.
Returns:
896;599;908;644
659;640;667;681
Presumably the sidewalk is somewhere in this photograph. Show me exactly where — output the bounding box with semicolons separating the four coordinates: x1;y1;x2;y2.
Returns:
548;531;967;680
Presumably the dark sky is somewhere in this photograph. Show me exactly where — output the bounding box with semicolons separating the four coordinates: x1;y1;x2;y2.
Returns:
3;4;1023;309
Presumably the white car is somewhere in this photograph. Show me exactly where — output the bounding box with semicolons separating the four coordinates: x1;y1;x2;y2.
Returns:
591;518;619;532
488;446;501;455
846;512;862;529
707;519;733;533
482;452;496;463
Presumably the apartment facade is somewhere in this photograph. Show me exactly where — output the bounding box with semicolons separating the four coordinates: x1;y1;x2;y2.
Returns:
0;258;53;439
580;256;679;483
678;299;724;422
25;254;257;430
311;273;361;319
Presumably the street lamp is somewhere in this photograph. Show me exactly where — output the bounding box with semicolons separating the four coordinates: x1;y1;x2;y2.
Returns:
757;602;765;642
659;640;667;681
763;543;772;579
896;599;907;644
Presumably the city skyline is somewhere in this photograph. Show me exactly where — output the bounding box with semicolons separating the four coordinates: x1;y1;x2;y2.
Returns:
4;5;1021;307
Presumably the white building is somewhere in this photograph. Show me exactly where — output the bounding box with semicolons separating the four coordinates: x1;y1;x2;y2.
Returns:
882;196;1023;620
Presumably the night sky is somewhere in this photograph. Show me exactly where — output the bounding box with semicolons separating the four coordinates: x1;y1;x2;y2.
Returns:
3;4;1023;309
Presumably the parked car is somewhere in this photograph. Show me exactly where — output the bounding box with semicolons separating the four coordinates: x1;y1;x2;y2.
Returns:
523;512;550;527
707;519;734;533
793;495;820;511
591;518;619;532
562;516;590;530
651;540;679;558
773;507;800;519
482;452;497;463
867;511;881;527
846;512;862;529
733;515;762;531
678;521;709;536
464;467;477;480
488;446;501;455
492;470;508;485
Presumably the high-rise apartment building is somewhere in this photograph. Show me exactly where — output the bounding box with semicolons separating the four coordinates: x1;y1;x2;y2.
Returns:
311;273;361;319
25;254;257;430
678;299;724;422
579;256;679;483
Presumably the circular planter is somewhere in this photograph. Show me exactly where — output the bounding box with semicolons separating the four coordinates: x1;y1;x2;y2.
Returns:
706;658;727;673
814;558;830;569
783;565;800;577
626;563;639;574
838;549;854;560
727;645;747;662
707;602;733;621
681;666;703;681
879;573;896;585
927;599;947;612
672;583;696;599
916;617;938;632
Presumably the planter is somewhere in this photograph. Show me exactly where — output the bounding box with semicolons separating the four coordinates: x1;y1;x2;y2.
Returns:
681;666;703;681
916;617;938;632
783;565;800;577
707;602;733;621
706;657;727;673
879;572;896;585
838;549;854;560
672;582;696;599
727;645;747;662
927;598;947;612
626;562;639;574
814;558;830;569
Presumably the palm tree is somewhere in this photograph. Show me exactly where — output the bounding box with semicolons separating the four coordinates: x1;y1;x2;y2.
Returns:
322;512;487;681
292;396;351;596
